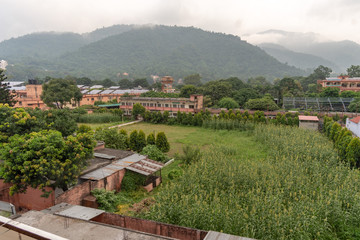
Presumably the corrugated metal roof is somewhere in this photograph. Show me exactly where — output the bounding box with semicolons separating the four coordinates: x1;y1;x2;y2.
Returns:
100;89;115;94
56;205;104;221
298;115;319;121
93;153;116;160
126;158;165;176
80;153;146;180
91;85;103;88
87;90;102;94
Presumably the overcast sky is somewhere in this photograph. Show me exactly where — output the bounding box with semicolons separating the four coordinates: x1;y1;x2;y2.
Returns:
1;0;360;44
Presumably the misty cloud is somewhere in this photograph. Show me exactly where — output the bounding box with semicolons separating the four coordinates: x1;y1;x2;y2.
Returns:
1;0;360;44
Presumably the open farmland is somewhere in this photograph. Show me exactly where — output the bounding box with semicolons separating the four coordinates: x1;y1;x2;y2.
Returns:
137;124;360;240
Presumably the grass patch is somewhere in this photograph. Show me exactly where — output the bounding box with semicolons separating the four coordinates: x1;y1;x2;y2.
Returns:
119;123;265;158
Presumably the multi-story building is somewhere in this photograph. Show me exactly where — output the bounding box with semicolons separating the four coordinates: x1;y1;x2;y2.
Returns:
11;81;148;109
119;95;204;116
13;80;46;108
161;76;175;93
317;75;360;92
79;89;148;106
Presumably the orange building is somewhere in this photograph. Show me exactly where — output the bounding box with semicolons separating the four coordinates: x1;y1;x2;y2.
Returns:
13;80;47;109
317;75;360;92
79;89;147;106
119;94;204;116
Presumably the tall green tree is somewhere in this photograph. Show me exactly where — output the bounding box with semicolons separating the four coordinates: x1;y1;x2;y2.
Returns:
347;65;360;78
156;132;170;153
184;73;202;86
0;69;16;106
218;97;239;110
119;79;133;89
41;78;82;109
180;85;198;98
320;87;340;98
132;103;146;119
0;130;95;194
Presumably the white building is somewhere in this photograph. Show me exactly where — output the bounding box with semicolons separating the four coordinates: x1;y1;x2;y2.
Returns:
346;116;360;137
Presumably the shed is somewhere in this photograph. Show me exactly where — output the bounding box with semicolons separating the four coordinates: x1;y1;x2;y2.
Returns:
298;115;319;130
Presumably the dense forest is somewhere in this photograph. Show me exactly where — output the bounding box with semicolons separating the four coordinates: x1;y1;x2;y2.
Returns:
1;25;305;81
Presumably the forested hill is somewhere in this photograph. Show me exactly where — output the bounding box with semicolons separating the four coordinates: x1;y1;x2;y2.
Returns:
2;25;305;81
259;43;339;72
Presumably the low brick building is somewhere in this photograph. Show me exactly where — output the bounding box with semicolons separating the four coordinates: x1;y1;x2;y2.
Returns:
0;145;164;211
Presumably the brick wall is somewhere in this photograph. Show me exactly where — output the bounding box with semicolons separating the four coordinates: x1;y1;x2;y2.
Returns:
0;180;55;211
91;212;208;240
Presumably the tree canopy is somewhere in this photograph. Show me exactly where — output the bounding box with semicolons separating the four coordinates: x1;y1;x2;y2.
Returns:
0;69;16;106
41;78;82;108
184;74;202;86
347;65;360;78
0;130;95;194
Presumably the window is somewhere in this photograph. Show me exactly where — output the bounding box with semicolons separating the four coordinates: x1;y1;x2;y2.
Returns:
165;104;169;107
91;98;94;101
157;103;162;107
189;105;194;109
180;105;185;108
87;98;90;101
150;103;154;107
173;104;177;108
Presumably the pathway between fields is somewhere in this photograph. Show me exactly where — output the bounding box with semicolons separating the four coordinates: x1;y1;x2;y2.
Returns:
108;119;143;129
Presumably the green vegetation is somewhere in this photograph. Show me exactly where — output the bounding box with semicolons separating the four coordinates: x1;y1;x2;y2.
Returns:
77;113;123;123
141;124;360;239
4;25;304;81
0;69;16;106
0;130;95;194
41;78;82;109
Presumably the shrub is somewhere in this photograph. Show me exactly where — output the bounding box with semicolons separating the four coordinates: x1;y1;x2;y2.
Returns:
137;130;147;152
156;132;170;153
179;145;202;165
94;128;128;150
121;171;147;191
77;124;92;134
91;188;120;212
129;130;138;151
141;145;167;162
168;169;183;180
77;113;122;123
346;137;360;167
147;133;156;145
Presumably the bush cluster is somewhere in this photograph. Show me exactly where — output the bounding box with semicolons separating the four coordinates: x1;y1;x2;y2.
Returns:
142;108;299;130
95;128;170;154
323;116;360;167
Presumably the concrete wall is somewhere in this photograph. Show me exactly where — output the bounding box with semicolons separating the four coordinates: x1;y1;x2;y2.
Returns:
91;212;208;240
346;118;360;137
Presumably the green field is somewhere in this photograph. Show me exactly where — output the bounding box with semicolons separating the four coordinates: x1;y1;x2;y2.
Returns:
119;122;266;158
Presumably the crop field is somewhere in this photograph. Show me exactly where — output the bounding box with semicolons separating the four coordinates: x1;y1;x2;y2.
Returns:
139;124;360;240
